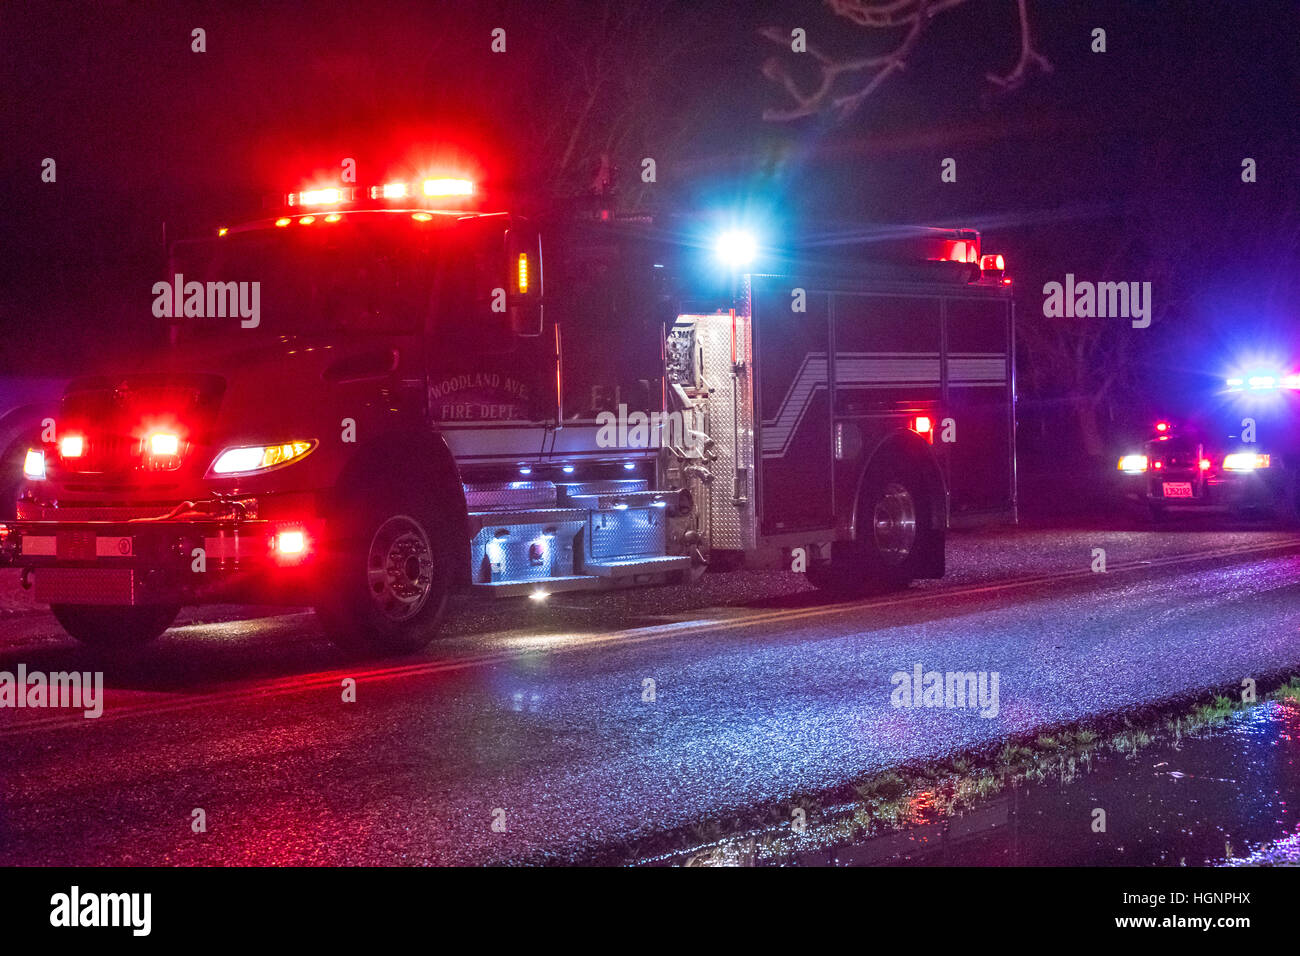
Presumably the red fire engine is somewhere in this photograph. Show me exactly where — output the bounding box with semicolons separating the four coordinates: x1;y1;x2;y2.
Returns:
1;174;1017;653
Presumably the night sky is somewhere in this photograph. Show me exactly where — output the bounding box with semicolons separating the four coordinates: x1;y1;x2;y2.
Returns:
3;0;1297;456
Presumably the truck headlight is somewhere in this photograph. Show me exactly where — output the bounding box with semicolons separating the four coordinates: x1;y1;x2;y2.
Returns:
1223;453;1270;471
1117;454;1148;474
207;441;315;477
23;449;45;479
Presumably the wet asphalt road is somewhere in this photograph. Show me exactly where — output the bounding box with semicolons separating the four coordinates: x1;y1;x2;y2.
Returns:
0;519;1298;865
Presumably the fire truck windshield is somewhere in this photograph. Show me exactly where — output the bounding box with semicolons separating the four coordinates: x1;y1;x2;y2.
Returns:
168;219;443;340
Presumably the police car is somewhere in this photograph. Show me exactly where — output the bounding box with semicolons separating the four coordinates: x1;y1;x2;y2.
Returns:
1117;370;1300;525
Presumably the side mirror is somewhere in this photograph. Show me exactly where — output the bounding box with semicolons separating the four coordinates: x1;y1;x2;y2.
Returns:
506;227;543;337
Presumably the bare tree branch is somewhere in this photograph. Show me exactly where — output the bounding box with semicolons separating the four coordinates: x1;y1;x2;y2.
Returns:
985;0;1053;90
762;0;1051;122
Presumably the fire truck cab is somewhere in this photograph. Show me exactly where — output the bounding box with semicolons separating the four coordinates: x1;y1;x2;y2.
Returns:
2;176;1017;654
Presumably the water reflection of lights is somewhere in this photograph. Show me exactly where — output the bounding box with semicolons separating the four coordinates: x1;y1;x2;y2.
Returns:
510;689;545;713
497;633;591;652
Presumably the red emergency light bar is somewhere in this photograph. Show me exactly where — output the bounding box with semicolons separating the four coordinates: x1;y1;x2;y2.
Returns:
287;187;357;207
947;240;978;264
284;177;475;210
923;235;1011;286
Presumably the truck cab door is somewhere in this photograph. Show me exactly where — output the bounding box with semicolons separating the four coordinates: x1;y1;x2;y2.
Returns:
425;219;556;463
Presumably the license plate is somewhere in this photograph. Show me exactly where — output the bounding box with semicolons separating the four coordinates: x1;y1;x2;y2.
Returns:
56;530;96;559
1162;482;1193;498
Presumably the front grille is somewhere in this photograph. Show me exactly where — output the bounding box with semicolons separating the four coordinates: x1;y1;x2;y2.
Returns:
18;499;186;521
55;373;222;477
62;434;138;473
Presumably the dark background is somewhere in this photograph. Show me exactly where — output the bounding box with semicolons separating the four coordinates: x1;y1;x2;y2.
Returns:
3;0;1297;472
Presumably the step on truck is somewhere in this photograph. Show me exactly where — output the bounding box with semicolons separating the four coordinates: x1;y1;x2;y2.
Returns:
1;173;1016;653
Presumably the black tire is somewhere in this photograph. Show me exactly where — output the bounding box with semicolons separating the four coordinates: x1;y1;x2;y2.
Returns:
50;603;179;649
806;464;937;596
315;492;451;656
804;540;871;596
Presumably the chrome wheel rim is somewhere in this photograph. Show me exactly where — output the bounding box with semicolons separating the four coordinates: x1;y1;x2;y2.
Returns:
366;515;436;622
872;482;917;565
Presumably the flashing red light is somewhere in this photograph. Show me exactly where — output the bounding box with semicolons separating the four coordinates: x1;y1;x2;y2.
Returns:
59;435;85;458
1199;458;1211;470
911;415;935;443
1155;421;1170;433
1154;461;1163;470
149;433;180;457
296;188;343;206
273;528;309;563
423;178;474;197
980;254;1005;271
276;530;306;554
947;241;977;264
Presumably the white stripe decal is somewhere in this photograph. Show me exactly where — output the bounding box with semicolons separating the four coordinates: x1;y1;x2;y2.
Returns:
835;357;941;383
760;351;1008;458
949;356;1007;385
761;354;828;456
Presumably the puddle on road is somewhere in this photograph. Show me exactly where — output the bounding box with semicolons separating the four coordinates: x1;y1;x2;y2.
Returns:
662;691;1299;867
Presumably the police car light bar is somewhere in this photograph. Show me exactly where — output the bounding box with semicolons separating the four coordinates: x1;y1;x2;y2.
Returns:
1225;372;1300;391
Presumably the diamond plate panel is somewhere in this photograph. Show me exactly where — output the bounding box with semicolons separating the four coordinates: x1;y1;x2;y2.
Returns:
463;481;557;510
469;519;584;584
34;568;138;605
695;309;757;551
587;507;666;560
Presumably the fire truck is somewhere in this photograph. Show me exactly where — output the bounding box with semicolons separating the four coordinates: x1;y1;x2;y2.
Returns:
1;174;1017;653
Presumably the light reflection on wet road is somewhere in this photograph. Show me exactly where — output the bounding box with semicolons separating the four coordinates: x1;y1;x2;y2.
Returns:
0;524;1298;865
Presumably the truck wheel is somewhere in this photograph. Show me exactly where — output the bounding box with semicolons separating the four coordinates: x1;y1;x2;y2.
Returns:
50;604;179;649
316;497;451;656
859;470;935;587
806;466;935;596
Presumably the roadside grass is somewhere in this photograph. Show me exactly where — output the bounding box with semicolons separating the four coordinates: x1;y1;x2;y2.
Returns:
619;672;1300;867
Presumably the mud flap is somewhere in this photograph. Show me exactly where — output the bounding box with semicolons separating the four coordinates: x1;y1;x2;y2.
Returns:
919;528;946;578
